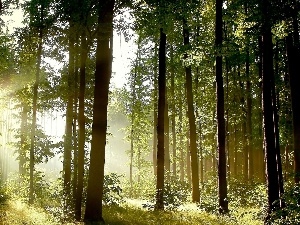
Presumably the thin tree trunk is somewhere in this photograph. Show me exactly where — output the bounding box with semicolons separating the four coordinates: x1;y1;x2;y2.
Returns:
155;27;166;210
153;43;158;176
164;101;170;176
74;29;87;221
72;37;79;205
183;18;200;203
29;12;43;204
215;0;228;213
63;21;75;209
179;89;184;182
170;45;176;177
19;104;28;181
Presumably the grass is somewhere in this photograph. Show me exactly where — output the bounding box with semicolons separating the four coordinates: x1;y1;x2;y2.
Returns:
0;198;264;225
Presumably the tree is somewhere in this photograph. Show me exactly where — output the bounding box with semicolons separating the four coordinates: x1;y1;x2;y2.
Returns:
215;0;228;214
155;26;166;210
261;0;284;221
183;17;200;203
84;0;114;223
74;19;88;222
285;0;300;184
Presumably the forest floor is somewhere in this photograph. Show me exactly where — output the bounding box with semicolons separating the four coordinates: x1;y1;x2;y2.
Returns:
0;198;264;225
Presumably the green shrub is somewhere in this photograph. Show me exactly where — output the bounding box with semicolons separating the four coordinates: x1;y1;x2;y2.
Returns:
103;173;124;206
269;182;300;224
143;174;191;210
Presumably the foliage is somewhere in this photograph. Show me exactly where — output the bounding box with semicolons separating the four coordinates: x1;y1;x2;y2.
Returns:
143;174;190;210
269;182;300;224
0;179;9;206
103;173;124;206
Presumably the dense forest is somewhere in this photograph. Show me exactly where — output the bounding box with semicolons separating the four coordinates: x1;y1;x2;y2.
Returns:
0;0;300;224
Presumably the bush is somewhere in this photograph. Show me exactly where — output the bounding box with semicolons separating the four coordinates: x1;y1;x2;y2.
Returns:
0;179;9;205
143;174;191;210
103;173;124;206
269;182;300;224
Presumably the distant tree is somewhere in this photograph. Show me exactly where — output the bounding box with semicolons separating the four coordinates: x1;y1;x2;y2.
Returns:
84;0;115;223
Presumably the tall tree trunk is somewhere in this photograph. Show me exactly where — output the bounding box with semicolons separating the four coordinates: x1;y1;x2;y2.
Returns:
72;37;79;206
245;47;253;182
74;29;87;221
64;21;75;209
153;43;158;176
183;18;200;203
19;104;28;181
84;0;114;222
130;44;139;197
170;45;176;177
164;101;170;176
155;27;166;210
273;42;284;202
29;11;43;204
286;1;300;183
261;0;283;220
179;89;184;182
215;0;228;213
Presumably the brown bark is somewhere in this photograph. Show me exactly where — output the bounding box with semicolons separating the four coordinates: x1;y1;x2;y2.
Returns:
29;6;44;204
183;18;200;203
63;21;75;209
74;29;87;221
155;27;166;210
286;2;300;183
153;43;158;176
84;0;114;222
215;0;228;213
261;0;283;219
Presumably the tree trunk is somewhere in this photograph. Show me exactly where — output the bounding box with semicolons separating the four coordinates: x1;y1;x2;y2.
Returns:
179;89;184;182
183;18;200;203
29;11;43;204
72;37;79;206
170;45;176;177
153;43;158;176
63;21;75;209
261;0;283;219
245;47;253;182
155;27;166;210
84;0;114;222
74;29;87;221
19;104;28;181
215;0;228;213
286;4;300;183
164;101;170;176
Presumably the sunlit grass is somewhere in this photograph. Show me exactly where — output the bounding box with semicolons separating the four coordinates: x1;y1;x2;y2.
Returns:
0;198;263;225
0;199;61;225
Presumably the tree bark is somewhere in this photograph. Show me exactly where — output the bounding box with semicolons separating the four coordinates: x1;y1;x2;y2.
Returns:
155;27;166;210
84;0;114;222
215;0;228;213
63;21;75;209
29;6;44;204
286;0;300;183
183;18;200;203
19;104;28;181
261;0;283;220
74;29;87;221
153;43;158;176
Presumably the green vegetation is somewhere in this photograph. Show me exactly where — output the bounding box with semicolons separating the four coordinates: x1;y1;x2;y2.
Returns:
1;0;300;224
